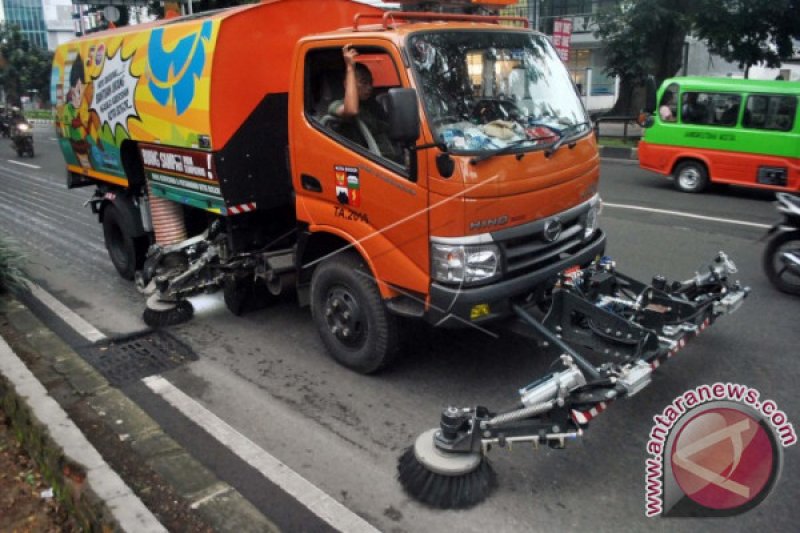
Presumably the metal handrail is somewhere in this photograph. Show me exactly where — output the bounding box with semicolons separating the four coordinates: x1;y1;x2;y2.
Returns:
593;115;641;143
353;11;529;31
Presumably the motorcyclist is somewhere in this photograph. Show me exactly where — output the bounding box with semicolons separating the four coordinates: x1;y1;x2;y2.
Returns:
9;107;34;157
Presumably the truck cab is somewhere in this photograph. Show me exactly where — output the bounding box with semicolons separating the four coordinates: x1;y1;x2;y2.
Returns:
291;17;604;332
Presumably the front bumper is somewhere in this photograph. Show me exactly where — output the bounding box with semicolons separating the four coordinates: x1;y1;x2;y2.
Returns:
426;230;606;327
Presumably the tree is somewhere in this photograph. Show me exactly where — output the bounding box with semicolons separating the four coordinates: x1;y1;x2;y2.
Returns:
693;0;800;78
0;24;54;107
594;0;694;115
596;0;800;114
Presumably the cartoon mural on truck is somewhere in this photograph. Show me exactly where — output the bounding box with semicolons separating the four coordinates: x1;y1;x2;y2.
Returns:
52;20;218;181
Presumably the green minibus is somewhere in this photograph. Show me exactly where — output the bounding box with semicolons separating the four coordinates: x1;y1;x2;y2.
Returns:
639;76;800;193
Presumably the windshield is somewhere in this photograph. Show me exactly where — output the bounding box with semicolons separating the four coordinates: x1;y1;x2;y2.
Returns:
408;31;589;154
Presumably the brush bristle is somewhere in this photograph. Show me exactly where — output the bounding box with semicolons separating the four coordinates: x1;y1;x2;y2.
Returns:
143;300;194;328
397;446;496;509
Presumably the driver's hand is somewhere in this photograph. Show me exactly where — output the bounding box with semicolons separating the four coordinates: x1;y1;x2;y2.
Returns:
343;44;358;68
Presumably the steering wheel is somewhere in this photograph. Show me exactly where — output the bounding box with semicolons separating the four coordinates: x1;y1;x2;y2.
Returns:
320;115;381;157
471;99;524;123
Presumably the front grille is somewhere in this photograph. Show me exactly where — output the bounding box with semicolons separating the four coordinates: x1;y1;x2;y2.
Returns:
494;203;591;278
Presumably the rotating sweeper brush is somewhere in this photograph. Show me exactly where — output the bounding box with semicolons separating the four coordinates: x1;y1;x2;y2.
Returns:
143;294;194;328
398;254;749;508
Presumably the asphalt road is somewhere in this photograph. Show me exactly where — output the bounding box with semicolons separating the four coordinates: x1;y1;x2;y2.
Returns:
1;126;798;532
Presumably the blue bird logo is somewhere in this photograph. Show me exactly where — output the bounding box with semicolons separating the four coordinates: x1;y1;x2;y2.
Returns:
147;21;212;115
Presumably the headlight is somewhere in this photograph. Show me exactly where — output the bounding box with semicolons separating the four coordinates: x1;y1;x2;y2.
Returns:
431;243;500;285
584;196;602;238
17;124;29;131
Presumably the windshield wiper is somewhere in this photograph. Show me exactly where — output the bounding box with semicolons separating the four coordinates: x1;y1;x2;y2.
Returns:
469;138;530;165
544;121;592;159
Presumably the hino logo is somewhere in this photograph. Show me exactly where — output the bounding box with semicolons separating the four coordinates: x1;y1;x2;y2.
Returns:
543;218;562;242
469;215;509;231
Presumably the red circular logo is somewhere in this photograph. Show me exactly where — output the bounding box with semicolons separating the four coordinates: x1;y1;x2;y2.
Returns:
670;407;775;510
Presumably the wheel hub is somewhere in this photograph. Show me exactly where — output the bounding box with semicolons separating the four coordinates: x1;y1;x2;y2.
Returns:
679;167;699;188
412;428;481;476
324;287;364;346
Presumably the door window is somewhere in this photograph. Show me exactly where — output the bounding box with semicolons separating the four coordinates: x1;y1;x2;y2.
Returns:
304;46;408;169
659;83;678;122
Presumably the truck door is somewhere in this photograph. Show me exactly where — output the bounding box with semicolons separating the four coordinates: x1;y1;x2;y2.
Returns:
291;41;430;296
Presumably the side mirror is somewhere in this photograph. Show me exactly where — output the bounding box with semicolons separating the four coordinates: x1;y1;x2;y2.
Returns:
644;75;657;113
637;112;655;128
387;88;420;144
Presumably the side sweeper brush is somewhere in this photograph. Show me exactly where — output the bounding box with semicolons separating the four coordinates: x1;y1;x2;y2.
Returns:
398;253;749;509
398;428;496;509
143;293;194;327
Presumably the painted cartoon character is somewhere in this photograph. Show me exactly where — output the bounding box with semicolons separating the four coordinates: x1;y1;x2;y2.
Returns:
63;53;102;169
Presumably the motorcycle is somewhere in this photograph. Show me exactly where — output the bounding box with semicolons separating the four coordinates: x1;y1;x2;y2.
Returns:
11;121;34;157
763;192;800;295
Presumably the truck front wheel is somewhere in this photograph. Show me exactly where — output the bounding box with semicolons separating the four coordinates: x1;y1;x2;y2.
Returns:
103;205;147;280
311;253;399;374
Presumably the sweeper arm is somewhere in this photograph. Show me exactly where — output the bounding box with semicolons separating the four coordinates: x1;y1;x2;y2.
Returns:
398;252;748;509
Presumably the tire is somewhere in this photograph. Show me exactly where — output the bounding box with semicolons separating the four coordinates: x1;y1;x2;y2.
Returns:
673;161;709;193
763;230;800;295
311;252;399;374
102;204;147;280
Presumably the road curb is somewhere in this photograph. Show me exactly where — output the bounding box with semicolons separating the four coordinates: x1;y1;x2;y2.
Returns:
0;293;279;532
0;296;165;532
598;145;638;160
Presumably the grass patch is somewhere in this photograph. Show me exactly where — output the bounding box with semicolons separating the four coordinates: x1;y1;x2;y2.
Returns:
0;237;28;294
23;110;54;120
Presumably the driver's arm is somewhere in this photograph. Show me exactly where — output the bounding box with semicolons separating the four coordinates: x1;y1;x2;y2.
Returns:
333;44;359;118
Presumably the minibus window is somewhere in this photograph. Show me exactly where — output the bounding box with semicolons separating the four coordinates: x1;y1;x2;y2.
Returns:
743;95;797;132
681;92;740;127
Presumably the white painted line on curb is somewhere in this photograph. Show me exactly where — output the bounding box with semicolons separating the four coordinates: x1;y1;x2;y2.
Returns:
603;202;771;229
25;280;107;343
143;375;381;533
0;336;166;533
7;159;40;169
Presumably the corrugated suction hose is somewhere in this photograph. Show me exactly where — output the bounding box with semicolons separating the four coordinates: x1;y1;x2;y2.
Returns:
147;182;187;246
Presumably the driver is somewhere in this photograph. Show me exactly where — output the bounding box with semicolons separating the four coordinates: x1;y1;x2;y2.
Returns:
329;44;398;160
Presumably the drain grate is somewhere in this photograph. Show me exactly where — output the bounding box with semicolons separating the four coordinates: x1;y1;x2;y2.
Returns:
84;330;198;387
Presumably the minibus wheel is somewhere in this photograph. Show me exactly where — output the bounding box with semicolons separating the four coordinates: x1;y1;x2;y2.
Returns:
673;161;709;193
311;252;399;374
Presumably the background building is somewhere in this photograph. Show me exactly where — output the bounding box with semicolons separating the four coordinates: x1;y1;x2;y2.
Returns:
0;0;75;50
503;0;617;111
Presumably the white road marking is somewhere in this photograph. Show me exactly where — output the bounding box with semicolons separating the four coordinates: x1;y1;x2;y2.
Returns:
143;375;380;533
7;159;41;169
603;202;771;229
24;280;107;343
25;281;377;530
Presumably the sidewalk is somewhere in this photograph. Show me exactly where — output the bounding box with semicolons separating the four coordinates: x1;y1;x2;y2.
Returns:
0;292;278;532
